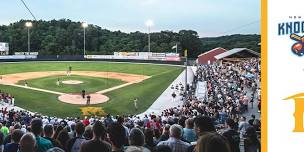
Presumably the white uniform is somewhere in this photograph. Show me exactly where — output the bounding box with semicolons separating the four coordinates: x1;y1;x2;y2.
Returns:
134;99;138;110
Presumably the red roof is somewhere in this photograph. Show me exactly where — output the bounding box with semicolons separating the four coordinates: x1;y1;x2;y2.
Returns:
197;47;226;64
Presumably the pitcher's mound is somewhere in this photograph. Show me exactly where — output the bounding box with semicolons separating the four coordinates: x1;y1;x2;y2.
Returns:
58;93;109;105
62;80;83;85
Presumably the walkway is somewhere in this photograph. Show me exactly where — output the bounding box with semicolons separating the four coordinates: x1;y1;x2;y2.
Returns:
140;66;194;116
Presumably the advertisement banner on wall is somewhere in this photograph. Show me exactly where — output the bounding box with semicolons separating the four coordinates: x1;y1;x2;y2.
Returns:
165;56;181;61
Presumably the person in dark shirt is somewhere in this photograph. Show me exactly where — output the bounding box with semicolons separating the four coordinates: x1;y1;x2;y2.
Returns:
86;95;91;105
81;90;86;99
4;129;23;152
244;126;260;152
80;121;111;152
67;122;87;152
196;132;231;152
248;115;256;126
193;116;216;137
31;118;54;152
222;118;240;152
43;125;62;149
108;122;125;152
158;124;170;142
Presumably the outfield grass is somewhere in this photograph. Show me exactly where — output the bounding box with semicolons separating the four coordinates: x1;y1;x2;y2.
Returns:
0;62;175;76
17;75;124;94
0;62;183;117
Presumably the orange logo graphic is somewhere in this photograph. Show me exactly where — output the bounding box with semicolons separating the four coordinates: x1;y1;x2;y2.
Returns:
284;93;304;132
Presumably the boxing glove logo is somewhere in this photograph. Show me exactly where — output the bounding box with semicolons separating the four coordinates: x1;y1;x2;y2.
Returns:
290;34;304;56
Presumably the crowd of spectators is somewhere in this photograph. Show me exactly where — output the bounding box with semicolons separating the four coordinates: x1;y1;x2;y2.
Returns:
0;58;261;152
0;91;14;106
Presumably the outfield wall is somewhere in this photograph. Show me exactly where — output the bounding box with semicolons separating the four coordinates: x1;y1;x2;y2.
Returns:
0;55;184;65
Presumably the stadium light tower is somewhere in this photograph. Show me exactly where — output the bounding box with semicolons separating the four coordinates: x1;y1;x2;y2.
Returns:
82;22;88;56
25;21;33;55
145;20;154;52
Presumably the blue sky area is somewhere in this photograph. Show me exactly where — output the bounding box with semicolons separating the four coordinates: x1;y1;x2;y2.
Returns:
0;0;260;37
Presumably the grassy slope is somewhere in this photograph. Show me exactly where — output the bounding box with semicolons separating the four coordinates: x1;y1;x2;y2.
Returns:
0;62;183;117
18;75;124;94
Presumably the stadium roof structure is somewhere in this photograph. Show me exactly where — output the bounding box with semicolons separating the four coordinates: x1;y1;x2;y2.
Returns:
198;47;226;57
197;47;227;65
214;48;260;60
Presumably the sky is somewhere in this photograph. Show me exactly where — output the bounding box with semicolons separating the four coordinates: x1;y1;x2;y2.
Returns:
0;0;260;37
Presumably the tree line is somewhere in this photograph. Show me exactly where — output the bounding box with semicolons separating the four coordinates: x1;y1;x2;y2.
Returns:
0;19;260;58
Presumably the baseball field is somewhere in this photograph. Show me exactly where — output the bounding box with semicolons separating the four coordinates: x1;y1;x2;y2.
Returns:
0;61;183;118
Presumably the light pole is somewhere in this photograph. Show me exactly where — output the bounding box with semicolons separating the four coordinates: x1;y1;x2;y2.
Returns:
82;22;88;56
25;21;32;55
145;20;154;52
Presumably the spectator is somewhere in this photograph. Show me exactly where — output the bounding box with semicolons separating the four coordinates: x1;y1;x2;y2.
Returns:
80;121;111;152
222;118;240;152
3;129;23;152
125;128;150;152
46;147;65;152
82;117;89;126
108;122;126;152
68;123;76;139
19;133;36;152
31;118;53;152
158;124;170;142
56;130;70;151
104;114;113;128
183;118;196;143
53;125;63;140
1;122;10;137
154;145;172;152
0;124;5;151
193;116;216;137
83;126;92;140
117;116;129;146
144;128;157;151
248;115;256;126
244;126;260;152
157;124;190;152
146;116;160;130
195;132;231;152
239;116;250;138
67;122;87;152
3;123;21;145
43;125;62;149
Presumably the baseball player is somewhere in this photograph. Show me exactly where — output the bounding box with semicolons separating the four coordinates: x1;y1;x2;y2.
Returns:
82;90;86;99
134;98;138;111
87;95;91;105
56;78;60;86
68;66;72;76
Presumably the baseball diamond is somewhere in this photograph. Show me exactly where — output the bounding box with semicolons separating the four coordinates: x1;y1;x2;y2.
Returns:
0;61;183;117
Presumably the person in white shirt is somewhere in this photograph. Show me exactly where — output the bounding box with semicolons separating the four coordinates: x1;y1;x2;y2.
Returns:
11;96;15;106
